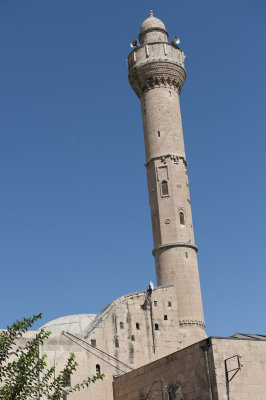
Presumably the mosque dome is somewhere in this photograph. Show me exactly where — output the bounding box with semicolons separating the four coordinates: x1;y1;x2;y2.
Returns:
39;314;96;334
139;11;168;44
140;10;166;34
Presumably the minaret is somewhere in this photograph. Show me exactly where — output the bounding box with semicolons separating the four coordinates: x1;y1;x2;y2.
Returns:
127;12;206;346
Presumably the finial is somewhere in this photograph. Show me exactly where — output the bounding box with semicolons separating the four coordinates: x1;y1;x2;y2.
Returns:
149;10;154;17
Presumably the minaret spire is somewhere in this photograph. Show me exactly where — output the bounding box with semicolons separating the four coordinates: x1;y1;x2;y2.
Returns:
127;14;206;346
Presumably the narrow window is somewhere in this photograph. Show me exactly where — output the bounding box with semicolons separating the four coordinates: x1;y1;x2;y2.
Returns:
168;301;172;307
155;323;159;331
136;322;140;330
164;315;168;320
158;131;160;137
96;364;101;374
115;338;119;348
161;180;168;196
120;322;124;329
131;335;135;341
91;339;96;347
154;301;158;306
179;212;185;225
185;251;188;259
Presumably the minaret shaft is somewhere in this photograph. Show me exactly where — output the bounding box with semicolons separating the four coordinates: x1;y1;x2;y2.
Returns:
128;13;206;346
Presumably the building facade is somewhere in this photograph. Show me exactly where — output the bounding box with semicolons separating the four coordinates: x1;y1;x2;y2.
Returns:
113;335;266;400
12;12;210;400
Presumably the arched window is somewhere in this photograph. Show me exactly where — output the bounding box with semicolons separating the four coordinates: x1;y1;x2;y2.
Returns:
96;364;101;374
120;322;124;329
179;212;185;225
161;180;168;196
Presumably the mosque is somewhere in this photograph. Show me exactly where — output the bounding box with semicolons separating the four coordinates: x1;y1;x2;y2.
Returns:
23;12;266;400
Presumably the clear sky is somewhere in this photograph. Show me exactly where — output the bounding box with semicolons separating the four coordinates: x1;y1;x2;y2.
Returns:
0;0;266;337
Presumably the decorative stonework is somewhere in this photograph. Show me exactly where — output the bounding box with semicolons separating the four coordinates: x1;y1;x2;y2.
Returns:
145;153;187;168
129;61;186;98
179;320;206;328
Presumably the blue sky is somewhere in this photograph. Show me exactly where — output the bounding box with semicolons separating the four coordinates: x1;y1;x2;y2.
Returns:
0;0;266;337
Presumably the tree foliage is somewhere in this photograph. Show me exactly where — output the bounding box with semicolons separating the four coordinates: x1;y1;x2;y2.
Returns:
0;313;104;400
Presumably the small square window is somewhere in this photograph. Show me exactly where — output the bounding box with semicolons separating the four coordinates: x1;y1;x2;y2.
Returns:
168;301;172;307
91;339;96;347
154;301;158;306
164;315;168;320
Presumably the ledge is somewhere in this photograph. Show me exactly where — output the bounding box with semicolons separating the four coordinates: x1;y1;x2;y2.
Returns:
152;241;198;256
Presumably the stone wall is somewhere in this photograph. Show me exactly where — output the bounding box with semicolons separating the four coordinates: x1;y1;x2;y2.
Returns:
113;337;266;400
113;339;210;400
12;286;181;400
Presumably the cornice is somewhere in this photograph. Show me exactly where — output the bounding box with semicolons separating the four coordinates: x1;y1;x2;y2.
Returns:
152;241;198;256
129;60;186;98
145;153;187;168
179;319;206;328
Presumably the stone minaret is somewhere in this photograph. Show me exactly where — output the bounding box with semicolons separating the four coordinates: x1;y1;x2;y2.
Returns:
127;12;206;346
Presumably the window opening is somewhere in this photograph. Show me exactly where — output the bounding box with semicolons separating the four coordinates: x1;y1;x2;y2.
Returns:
158;131;160;137
185;252;188;259
154;301;158;306
96;364;101;374
168;301;172;307
155;323;159;331
131;335;135;341
136;323;140;330
120;322;124;329
179;212;185;225
91;339;96;347
115;338;119;348
161;180;168;196
164;315;168;320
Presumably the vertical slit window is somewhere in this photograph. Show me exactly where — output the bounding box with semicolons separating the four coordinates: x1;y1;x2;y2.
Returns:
155;323;159;331
96;364;101;374
161;180;168;196
120;322;124;329
136;323;140;330
179;212;185;225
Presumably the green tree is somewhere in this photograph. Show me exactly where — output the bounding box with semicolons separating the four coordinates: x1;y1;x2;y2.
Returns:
0;313;104;400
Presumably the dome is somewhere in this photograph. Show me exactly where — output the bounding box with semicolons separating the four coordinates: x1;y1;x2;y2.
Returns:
39;314;96;334
140;10;167;35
